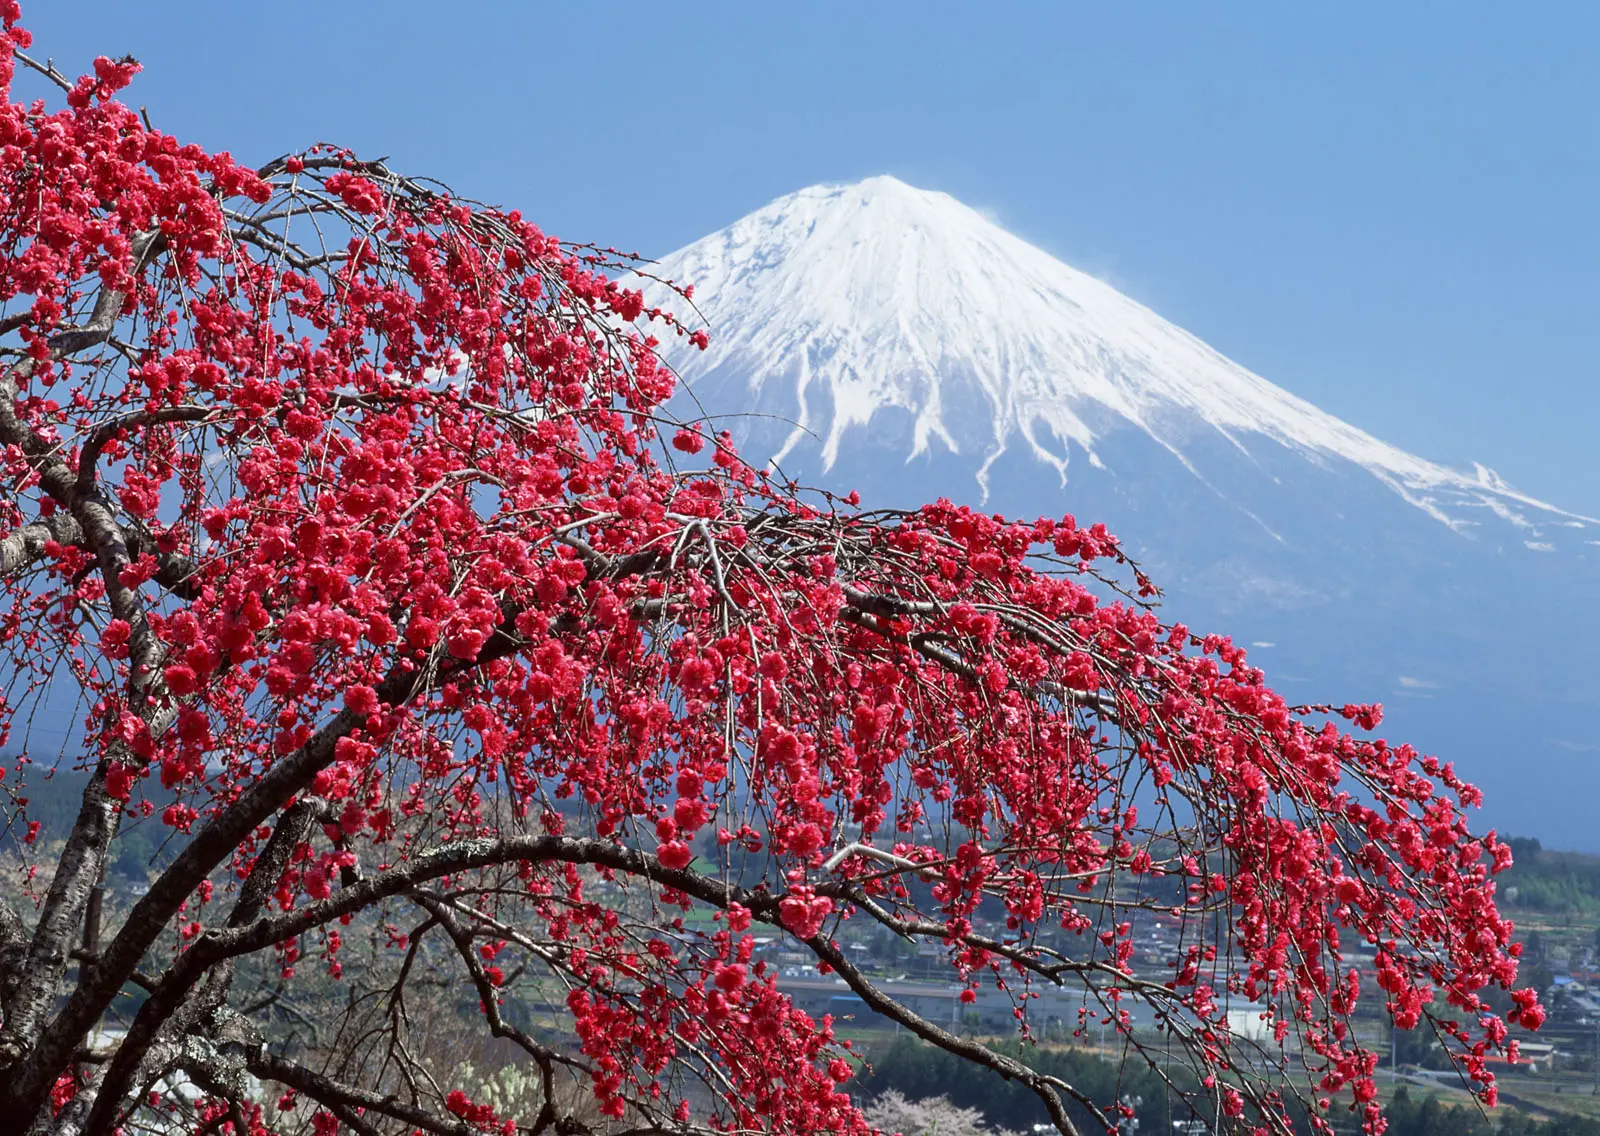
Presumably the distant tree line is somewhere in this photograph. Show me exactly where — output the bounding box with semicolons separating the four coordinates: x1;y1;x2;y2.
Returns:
1384;1087;1600;1136
1500;837;1600;916
2;767;181;887
858;1037;1600;1136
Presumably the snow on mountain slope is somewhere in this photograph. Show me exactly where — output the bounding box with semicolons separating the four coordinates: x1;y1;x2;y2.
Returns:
630;175;1591;541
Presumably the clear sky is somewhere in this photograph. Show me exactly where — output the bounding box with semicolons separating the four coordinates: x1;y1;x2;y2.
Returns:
22;2;1600;513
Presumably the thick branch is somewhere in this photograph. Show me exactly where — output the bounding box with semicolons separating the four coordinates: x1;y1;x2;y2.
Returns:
248;1051;479;1136
0;513;81;576
45;231;162;356
73;405;217;499
0;897;26;1025
227;797;328;931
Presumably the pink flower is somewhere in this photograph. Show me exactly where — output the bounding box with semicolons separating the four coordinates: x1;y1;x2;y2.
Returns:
100;619;131;658
344;684;379;716
778;893;833;940
658;841;693;871
104;763;134;802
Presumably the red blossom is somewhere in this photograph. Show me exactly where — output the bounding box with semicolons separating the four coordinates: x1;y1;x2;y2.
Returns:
672;427;706;454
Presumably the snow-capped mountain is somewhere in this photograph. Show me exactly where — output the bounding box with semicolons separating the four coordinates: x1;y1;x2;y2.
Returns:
637;175;1591;544
625;175;1600;849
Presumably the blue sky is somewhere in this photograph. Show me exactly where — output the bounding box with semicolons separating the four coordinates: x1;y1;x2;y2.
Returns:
23;2;1600;512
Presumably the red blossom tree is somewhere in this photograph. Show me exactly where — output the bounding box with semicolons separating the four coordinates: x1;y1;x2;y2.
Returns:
0;10;1540;1136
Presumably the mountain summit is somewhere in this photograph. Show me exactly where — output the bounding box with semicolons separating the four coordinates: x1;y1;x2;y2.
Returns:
636;175;1588;543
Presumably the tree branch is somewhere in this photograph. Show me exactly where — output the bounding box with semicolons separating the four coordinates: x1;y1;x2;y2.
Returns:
0;513;81;576
73;405;218;499
247;1051;478;1136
